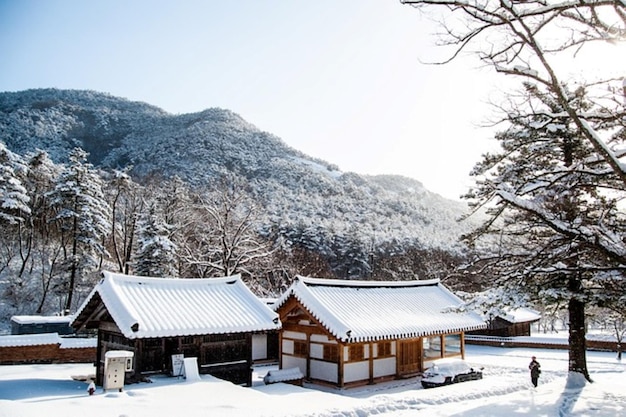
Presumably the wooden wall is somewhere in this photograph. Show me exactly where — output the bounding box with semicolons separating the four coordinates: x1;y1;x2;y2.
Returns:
0;343;96;365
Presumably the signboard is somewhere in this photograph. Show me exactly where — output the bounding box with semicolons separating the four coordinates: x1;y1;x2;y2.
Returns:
171;354;185;377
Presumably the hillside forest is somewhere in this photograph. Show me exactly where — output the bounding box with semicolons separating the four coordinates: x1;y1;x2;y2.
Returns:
0;89;480;322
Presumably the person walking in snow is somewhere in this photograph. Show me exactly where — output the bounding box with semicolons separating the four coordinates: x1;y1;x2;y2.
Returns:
529;356;541;387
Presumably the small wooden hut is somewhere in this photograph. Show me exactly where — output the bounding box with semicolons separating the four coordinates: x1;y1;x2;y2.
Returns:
72;271;281;386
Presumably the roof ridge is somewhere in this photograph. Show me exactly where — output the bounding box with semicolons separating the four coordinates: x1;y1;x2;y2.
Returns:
295;275;440;288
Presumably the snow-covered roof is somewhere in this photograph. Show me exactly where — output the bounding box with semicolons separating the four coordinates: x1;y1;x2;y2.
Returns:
10;315;73;324
0;333;62;347
498;307;541;324
0;332;96;349
72;271;281;339
274;276;486;343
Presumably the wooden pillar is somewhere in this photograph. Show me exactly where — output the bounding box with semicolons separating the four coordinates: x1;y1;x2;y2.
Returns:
305;332;311;380
417;337;424;373
278;331;283;370
246;333;253;387
338;343;345;388
96;328;104;386
368;342;375;384
461;332;466;359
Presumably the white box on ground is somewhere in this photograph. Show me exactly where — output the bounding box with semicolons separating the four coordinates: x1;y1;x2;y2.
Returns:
104;350;134;392
183;357;201;381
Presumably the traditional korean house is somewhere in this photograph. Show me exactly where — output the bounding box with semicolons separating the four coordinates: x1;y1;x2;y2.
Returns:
470;307;541;337
273;276;486;388
71;271;281;387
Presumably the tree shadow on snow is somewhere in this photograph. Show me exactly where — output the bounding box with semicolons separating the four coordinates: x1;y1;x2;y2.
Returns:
556;373;590;417
0;378;89;401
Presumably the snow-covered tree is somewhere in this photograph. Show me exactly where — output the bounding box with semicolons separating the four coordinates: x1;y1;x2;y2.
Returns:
185;176;273;278
105;169;143;275
401;0;626;383
48;147;111;313
462;83;625;382
589;307;626;360
24;149;62;313
0;142;30;225
132;201;177;277
150;176;194;276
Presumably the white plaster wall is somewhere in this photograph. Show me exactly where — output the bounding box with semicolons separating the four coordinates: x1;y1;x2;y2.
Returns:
282;355;306;375
344;361;369;383
252;334;267;361
310;334;335;343
283;330;306;340
283;339;294;355
373;357;396;378
310;343;323;359
310;359;338;383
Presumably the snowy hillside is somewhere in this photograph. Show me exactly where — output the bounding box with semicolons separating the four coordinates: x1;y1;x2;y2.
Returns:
0;88;478;256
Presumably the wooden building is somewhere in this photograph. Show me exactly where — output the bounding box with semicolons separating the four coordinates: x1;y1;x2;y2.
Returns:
11;315;74;335
469;308;541;338
72;271;281;387
273;276;486;388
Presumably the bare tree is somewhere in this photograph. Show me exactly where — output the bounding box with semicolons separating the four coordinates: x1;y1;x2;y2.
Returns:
184;176;273;279
400;0;625;181
105;169;143;274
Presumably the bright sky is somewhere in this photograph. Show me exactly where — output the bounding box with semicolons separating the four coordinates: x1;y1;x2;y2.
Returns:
0;0;499;200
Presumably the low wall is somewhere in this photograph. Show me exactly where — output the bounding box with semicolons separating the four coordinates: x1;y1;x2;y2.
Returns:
0;333;96;365
466;335;622;352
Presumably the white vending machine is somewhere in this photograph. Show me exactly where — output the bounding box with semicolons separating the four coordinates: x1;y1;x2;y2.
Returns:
103;350;134;392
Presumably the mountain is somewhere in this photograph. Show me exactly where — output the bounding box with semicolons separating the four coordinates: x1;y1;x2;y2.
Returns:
0;88;478;256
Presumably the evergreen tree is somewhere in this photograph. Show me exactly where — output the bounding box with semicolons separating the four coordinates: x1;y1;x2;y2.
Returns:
400;0;625;383
133;202;177;277
0;142;30;225
463;84;625;382
48;148;111;313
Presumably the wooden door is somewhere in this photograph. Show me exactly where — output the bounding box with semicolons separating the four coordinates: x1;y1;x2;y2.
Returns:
397;339;421;376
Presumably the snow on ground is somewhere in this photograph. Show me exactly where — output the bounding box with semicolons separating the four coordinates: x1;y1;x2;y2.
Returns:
0;344;624;417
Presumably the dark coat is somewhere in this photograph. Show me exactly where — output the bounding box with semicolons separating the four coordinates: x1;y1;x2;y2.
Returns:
529;359;541;378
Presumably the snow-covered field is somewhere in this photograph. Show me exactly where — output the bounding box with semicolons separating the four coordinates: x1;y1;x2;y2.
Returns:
0;344;624;417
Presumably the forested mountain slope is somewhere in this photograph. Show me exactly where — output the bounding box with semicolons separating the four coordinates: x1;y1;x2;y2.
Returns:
0;88;477;257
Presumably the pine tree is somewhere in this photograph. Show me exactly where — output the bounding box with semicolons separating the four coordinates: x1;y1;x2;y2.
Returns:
133;202;177;277
463;83;625;382
400;0;625;383
48;148;111;313
0;142;30;225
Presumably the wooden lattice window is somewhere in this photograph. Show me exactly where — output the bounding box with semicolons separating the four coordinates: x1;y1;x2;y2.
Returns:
323;344;339;362
293;341;308;357
349;344;364;361
378;341;392;358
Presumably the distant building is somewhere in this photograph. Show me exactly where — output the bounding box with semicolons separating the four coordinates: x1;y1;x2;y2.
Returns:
273;276;486;388
11;315;74;335
469;307;541;337
72;271;281;386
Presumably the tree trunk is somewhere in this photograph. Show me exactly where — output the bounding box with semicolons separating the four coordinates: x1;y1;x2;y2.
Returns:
568;277;591;382
64;215;78;314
